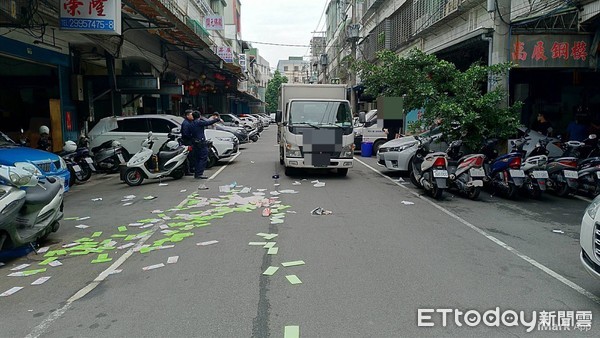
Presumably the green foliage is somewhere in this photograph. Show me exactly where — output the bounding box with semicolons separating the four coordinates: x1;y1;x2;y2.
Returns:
265;70;288;112
352;49;521;150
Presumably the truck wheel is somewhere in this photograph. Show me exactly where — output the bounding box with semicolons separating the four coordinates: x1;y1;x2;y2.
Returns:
337;168;348;177
372;140;385;155
284;166;295;176
279;147;284;165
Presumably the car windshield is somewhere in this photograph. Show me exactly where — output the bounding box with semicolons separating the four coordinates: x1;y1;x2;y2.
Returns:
289;100;352;127
0;132;16;147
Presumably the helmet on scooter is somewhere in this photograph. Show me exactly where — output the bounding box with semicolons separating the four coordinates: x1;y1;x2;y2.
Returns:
63;140;77;153
166;140;179;150
39;125;50;135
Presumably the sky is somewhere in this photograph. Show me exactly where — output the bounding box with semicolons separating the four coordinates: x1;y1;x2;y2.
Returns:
240;0;328;70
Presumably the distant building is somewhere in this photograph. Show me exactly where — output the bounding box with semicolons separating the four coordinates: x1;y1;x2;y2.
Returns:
277;57;311;84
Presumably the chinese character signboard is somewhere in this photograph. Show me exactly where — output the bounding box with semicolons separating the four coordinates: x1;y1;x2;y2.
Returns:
215;46;233;63
60;0;121;34
204;15;223;30
511;34;591;68
239;54;247;73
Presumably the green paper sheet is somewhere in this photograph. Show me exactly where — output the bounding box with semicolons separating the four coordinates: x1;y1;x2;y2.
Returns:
262;266;279;276
267;247;279;255
111;234;127;238
91;232;102;238
263;242;277;249
91;253;112;263
284;326;300;338
263;234;278;240
39;257;57;265
281;260;306;267
118;226;128;232
139;247;155;254
23;268;47;276
285;275;302;285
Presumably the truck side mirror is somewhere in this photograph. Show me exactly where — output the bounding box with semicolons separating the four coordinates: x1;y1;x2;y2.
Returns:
358;111;366;124
275;110;282;123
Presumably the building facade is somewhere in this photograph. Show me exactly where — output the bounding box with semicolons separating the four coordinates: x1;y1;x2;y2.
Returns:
0;0;266;149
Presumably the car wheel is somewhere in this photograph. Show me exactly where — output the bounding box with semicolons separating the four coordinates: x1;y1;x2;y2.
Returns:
206;151;218;169
124;168;144;186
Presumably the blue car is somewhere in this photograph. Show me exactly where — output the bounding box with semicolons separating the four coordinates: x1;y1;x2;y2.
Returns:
0;132;71;192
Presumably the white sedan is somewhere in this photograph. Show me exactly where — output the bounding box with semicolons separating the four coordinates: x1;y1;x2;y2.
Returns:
376;128;445;171
580;195;600;280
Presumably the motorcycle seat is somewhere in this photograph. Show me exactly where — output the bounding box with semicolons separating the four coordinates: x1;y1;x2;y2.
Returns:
158;148;183;161
25;180;61;205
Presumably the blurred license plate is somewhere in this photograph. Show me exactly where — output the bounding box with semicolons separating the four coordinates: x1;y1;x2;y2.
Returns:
84;157;94;164
72;164;81;172
509;169;525;178
433;170;448;178
563;170;578;179
469;168;485;177
532;171;548;179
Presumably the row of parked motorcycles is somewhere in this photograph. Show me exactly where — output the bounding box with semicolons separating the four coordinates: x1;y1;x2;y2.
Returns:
410;130;600;200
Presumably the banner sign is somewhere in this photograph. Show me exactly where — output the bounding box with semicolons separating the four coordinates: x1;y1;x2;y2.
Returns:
510;34;591;68
60;0;121;34
204;14;223;30
239;54;247;73
216;46;233;63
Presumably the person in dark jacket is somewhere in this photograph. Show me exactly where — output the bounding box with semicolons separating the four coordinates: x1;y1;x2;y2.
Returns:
189;111;220;179
181;110;195;176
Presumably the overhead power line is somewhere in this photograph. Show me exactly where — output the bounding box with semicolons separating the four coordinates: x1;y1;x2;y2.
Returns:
245;40;311;47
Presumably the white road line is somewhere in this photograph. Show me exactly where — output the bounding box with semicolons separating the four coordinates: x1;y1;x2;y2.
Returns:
26;156;237;338
574;195;593;203
354;157;600;305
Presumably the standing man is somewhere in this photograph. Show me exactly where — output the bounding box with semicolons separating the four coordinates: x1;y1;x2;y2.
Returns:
189;111;220;179
181;110;195;176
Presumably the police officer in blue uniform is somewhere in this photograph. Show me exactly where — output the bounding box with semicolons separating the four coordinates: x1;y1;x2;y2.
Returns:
185;111;220;179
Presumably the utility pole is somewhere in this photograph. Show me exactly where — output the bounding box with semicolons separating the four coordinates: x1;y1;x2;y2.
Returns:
350;0;357;116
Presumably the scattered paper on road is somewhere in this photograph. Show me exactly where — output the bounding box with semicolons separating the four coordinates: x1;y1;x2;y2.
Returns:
263;242;277;249
292;181;301;186
108;269;122;275
219;185;231;192
180;189;187;193
117;243;135;250
48;260;62;267
284;326;300;338
37;247;50;254
122;203;133;206
552;229;565;234
167;256;179;264
31;276;51;285
91;198;103;201
311;207;332;215
91;231;102;238
285;275;302;285
78;216;91;221
159;183;168;186
401;201;415;205
249;242;268;246
281;260;305;267
0;287;23;297
75;224;90;229
10;264;30;271
143;196;157;200
313;182;325;187
123;195;136;200
267;247;279;255
279;190;298;194
142;263;165;271
128;223;143;227
262;266;279;276
197;240;219;246
91;254;112;264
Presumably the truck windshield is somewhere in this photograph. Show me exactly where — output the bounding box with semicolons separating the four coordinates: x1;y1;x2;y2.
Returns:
289;101;352;127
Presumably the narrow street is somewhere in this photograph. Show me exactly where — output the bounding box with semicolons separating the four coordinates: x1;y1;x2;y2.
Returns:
1;128;599;337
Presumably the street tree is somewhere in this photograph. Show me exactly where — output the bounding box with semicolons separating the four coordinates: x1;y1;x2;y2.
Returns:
265;70;288;112
353;49;521;150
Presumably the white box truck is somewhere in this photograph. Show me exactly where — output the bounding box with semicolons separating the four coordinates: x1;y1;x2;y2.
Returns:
276;84;354;176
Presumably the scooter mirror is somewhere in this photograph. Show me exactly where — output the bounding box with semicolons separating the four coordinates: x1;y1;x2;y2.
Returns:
589;134;597;140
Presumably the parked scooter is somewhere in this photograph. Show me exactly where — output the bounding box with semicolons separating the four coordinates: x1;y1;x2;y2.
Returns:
0;163;63;251
519;135;549;199
410;135;448;199
122;131;189;186
445;140;485;200
91;139;130;173
544;140;581;197
481;137;526;199
59;140;95;185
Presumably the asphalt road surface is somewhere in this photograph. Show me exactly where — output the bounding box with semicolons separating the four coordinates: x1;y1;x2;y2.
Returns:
1;126;599;337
